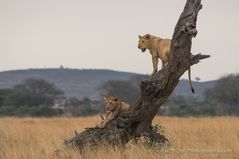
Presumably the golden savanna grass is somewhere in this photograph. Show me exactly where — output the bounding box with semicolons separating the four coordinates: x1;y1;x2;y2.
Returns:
0;116;239;159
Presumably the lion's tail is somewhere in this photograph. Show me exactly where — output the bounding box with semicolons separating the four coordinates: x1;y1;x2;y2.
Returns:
188;67;195;94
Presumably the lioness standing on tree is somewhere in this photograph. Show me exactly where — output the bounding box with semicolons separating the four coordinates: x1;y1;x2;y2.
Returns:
138;33;194;93
97;96;129;128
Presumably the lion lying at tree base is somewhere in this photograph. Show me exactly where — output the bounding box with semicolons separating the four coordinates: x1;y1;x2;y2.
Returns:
97;96;129;128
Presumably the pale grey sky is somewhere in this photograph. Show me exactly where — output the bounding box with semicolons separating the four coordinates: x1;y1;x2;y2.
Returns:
0;0;239;81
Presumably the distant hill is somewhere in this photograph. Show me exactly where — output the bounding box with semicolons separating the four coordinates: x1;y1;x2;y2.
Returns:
0;69;139;99
0;68;215;100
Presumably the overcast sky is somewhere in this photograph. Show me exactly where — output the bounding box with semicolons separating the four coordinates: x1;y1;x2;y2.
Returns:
0;0;239;81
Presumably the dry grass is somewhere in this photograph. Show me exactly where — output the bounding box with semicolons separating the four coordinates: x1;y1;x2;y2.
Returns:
0;116;239;159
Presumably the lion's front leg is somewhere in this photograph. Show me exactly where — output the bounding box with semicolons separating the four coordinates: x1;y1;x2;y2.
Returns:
97;111;117;128
162;61;166;69
97;120;106;128
151;56;158;76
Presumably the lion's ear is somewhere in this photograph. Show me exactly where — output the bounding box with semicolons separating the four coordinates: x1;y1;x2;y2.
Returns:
145;34;150;39
138;35;142;39
104;96;107;100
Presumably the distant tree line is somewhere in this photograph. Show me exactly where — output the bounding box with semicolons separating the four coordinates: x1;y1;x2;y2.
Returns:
100;74;239;116
0;73;238;117
0;79;99;117
0;79;64;116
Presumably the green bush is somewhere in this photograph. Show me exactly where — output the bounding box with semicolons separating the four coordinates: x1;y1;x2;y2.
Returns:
29;106;63;117
0;105;63;117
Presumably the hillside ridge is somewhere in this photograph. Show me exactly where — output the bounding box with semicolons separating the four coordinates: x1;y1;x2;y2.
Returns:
0;68;215;99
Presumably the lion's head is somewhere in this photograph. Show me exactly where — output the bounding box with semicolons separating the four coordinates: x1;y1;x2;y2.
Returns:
138;34;151;53
104;96;120;112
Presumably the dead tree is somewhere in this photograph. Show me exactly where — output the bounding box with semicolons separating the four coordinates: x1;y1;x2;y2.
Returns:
65;0;209;150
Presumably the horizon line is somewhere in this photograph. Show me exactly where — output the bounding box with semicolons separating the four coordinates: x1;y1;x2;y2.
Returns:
0;67;221;82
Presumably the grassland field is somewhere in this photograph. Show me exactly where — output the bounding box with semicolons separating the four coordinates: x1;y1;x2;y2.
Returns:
0;116;239;159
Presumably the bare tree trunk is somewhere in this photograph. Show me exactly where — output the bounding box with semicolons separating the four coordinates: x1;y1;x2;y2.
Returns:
65;0;209;151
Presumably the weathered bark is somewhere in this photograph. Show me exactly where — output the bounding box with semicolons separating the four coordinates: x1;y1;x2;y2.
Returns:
65;0;209;150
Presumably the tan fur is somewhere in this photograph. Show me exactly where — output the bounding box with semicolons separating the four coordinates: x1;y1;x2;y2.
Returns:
138;34;194;93
138;34;171;76
97;96;129;128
